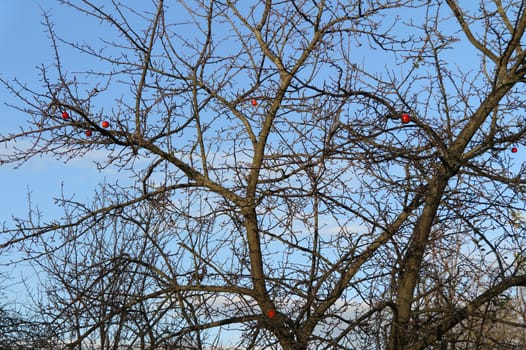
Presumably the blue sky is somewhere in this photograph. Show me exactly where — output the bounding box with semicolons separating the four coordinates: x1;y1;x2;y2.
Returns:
1;1;51;219
0;1;117;223
0;0;64;217
0;1;122;299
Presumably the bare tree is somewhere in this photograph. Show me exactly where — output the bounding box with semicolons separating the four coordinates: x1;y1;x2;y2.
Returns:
2;0;526;349
0;275;56;350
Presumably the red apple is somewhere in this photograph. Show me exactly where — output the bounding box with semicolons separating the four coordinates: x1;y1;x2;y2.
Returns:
267;309;276;318
101;120;110;128
251;99;257;106
85;129;92;137
61;111;69;119
401;113;410;123
512;147;518;153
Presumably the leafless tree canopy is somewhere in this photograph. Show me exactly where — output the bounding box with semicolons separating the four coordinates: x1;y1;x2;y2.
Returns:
2;0;526;349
